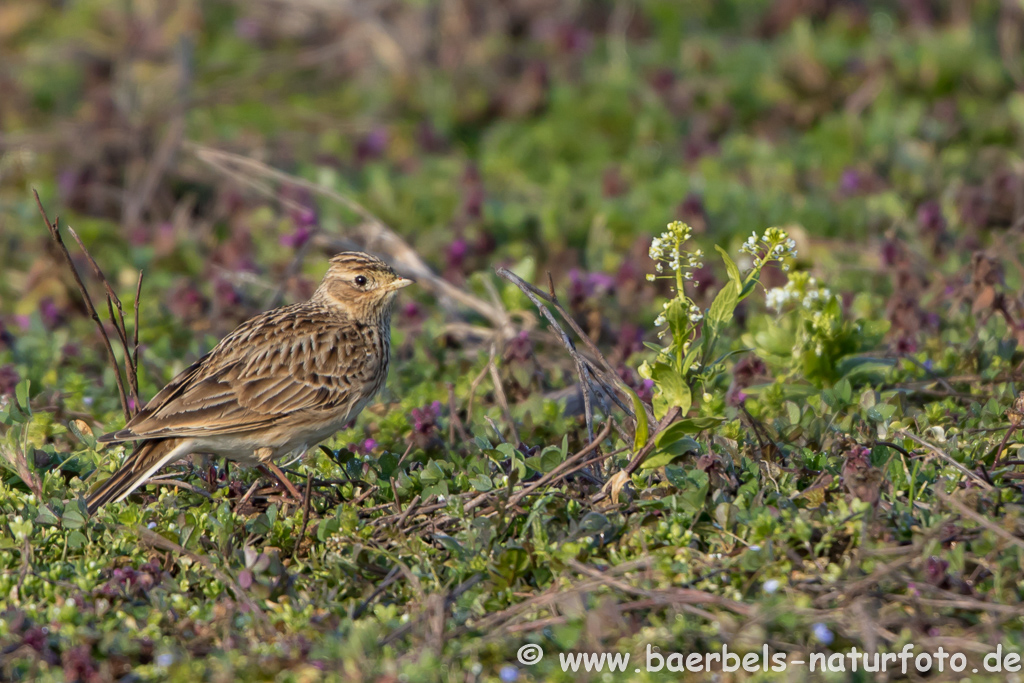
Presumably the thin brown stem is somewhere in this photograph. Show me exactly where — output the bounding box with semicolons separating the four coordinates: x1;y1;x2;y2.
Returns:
34;190;133;421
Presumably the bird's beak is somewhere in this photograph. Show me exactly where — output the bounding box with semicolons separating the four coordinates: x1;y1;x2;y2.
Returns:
388;277;415;291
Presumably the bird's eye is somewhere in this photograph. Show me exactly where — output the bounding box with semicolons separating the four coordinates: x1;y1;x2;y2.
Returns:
354;275;368;287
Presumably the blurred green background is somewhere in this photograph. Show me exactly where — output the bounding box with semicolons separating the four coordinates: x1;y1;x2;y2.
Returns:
4;0;1023;402
4;1;1024;681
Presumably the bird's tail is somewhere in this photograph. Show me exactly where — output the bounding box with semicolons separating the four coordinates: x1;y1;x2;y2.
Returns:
85;439;184;514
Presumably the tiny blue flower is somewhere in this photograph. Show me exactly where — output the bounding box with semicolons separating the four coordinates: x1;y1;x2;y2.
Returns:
812;623;833;645
499;665;519;682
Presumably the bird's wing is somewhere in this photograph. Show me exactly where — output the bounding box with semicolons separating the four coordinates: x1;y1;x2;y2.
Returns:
99;305;383;441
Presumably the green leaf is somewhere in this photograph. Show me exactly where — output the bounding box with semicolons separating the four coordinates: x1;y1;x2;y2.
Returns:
469;474;493;492
422;481;449;499
641;448;688;470
657;418;725;442
62;506;86;530
716;245;742;286
433;534;465;556
706;280;739;329
377;452;399;479
526;445;563;473
317;517;340;542
420;460;446;485
641;428;700;469
680;343;701;376
651;364;691;421
867;404;897;422
836;378;852;403
665;467;710;512
624;386;649;451
67;530;88;550
35;506;59;526
15;379;31;416
680;477;710;512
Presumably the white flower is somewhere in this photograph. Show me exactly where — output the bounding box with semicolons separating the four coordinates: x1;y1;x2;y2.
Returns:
765;287;791;312
763;579;779;594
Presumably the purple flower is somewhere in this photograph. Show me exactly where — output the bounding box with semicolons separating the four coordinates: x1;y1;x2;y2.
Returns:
505;331;533;362
556;24;591;55
917;201;946;236
62;644;98;683
281;207;317;249
22;626;46;652
637;379;655;403
839;168;862;195
347;438;378;456
356;127;389;163
410;401;443;436
38;299;62;328
215;278;242;308
402;301;422;320
568;269;615;306
925;556;949;585
447;238;469;270
13;314;31;331
57;169;80;199
649;68;675;94
587;272;615;293
616;324;644;357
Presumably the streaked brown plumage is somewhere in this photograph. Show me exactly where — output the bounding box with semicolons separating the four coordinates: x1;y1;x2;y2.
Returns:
85;252;413;513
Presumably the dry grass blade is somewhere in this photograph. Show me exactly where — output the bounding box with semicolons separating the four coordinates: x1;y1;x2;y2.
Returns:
897;430;993;489
65;225;142;411
507;420;612;508
497;267;600;438
496;267;644;449
190;144;513;334
33;190;135;421
566;559;754;616
937;488;1024;552
487;351;521;446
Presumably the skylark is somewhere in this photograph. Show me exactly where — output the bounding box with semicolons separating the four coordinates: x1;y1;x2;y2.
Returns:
85;252;413;513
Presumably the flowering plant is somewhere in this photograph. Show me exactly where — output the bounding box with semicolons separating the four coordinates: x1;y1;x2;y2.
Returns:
639;223;797;423
745;272;889;387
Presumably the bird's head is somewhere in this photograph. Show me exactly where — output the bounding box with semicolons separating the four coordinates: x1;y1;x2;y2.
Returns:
314;252;414;321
